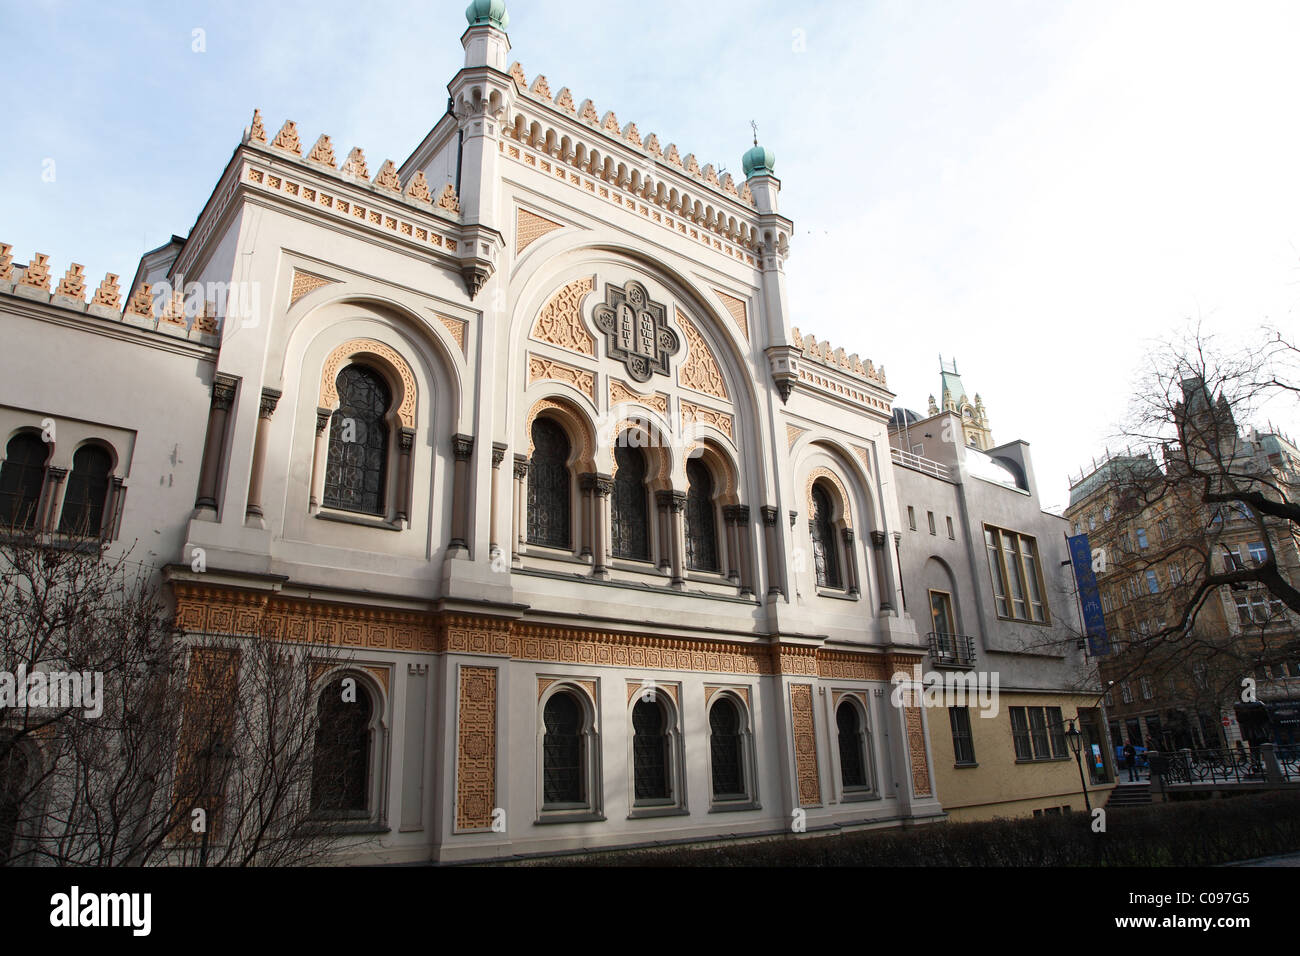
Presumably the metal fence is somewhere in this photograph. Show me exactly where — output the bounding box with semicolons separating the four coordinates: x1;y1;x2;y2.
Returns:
1151;745;1298;786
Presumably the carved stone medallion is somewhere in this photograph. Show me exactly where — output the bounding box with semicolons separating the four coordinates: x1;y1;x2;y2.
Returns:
592;280;680;384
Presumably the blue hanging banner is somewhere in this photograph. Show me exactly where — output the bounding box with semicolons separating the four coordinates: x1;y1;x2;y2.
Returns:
1067;533;1110;656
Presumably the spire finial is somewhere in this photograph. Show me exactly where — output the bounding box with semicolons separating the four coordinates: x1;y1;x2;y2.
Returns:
751;120;758;147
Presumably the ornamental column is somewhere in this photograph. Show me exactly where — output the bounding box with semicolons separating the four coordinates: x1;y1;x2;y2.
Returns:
449;435;474;553
489;443;507;556
37;466;67;533
195;374;239;516
870;531;895;612
667;491;686;589
245;387;281;524
579;473;596;559
512;455;528;561
591;475;613;579
309;408;331;512
722;505;741;584
842;528;860;597
396;428;416;526
655;490;673;575
761;505;782;598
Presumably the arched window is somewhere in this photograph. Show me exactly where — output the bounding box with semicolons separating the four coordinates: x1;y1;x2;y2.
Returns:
542;692;584;806
632;698;670;802
310;677;374;816
810;484;842;590
837;701;869;790
709;697;747;800
611;443;649;561
527;417;571;550
685;459;719;572
323;365;390;516
58;445;113;536
0;433;48;531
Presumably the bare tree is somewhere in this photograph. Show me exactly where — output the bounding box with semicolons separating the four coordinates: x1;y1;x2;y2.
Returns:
0;532;365;866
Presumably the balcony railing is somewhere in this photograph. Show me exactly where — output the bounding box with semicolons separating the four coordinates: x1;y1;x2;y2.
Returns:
927;631;976;669
891;447;952;481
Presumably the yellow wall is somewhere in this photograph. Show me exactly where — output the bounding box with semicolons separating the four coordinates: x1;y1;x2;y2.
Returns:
930;691;1116;820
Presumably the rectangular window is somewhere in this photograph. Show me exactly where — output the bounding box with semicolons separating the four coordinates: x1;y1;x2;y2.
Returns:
1144;570;1159;594
1009;708;1033;760
929;589;956;639
1088;514;1096;531
1247;541;1267;565
1158;517;1173;541
1193;663;1209;690
1140;676;1153;700
949;707;976;765
1136;528;1149;550
946;516;955;539
1103;690;1114;707
1121;682;1133;704
907;506;916;531
1010;706;1067;761
927;511;936;535
1224;546;1245;572
984;525;1049;623
1169;565;1182;585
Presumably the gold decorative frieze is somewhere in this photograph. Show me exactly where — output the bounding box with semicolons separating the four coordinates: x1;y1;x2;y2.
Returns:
805;467;853;529
528;354;595;402
790;684;821;806
714;289;750;339
516;208;564;255
677;310;728;400
679;400;734;441
609;379;668;416
456;666;498;830
904;706;933;798
289;270;336;307
818;651;889;682
530;277;595;356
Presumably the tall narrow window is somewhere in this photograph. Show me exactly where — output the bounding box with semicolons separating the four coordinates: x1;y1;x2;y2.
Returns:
324;365;390;516
684;459;718;572
949;707;976;765
58;445;113;536
611;443;649;561
0;433;48;531
311;678;374;815
810;484;841;590
542;692;584;805
631;698;670;802
527;417;572;549
709;698;746;800
837;701;868;789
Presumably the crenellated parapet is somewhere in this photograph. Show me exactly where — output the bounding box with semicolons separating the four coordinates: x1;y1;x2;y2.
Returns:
244;112;462;224
790;327;887;388
0;244;220;347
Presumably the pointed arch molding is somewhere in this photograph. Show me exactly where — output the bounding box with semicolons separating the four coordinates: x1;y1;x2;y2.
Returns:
530;276;596;356
320;338;418;429
516;207;565;255
805;466;853;529
676;309;728;400
526;396;596;471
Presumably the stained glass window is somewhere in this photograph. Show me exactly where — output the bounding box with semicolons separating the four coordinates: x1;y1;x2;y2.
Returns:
837;702;867;788
0;433;48;531
527;418;571;549
611;443;649;561
311;678;373;814
324;365;390;516
58;445;112;536
810;484;841;590
632;698;669;801
543;692;584;805
685;459;718;572
709;698;745;799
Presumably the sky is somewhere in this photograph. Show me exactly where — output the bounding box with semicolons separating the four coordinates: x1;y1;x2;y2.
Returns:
4;0;1299;511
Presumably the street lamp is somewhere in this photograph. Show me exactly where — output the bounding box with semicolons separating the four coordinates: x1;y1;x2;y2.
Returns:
1064;719;1092;813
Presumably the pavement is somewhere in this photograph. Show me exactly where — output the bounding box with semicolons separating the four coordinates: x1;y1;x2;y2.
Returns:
1224;852;1300;867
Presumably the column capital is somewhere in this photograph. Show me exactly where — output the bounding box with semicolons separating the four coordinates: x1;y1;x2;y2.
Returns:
513;454;529;480
491;442;508;468
760;505;779;527
579;472;598;492
592;474;614;498
259;387;282;420
399;427;416;453
316;407;332;434
789;510;798;529
453;434;475;461
211;373;239;411
45;465;68;482
871;530;888;549
841;527;855;545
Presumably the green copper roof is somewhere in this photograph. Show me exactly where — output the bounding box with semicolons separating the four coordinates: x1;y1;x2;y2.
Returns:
465;0;509;30
742;144;775;178
940;369;967;405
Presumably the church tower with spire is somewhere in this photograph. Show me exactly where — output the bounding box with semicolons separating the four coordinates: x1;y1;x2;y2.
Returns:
926;356;993;451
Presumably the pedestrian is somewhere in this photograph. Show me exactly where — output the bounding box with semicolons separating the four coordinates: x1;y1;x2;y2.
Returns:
1123;742;1137;782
